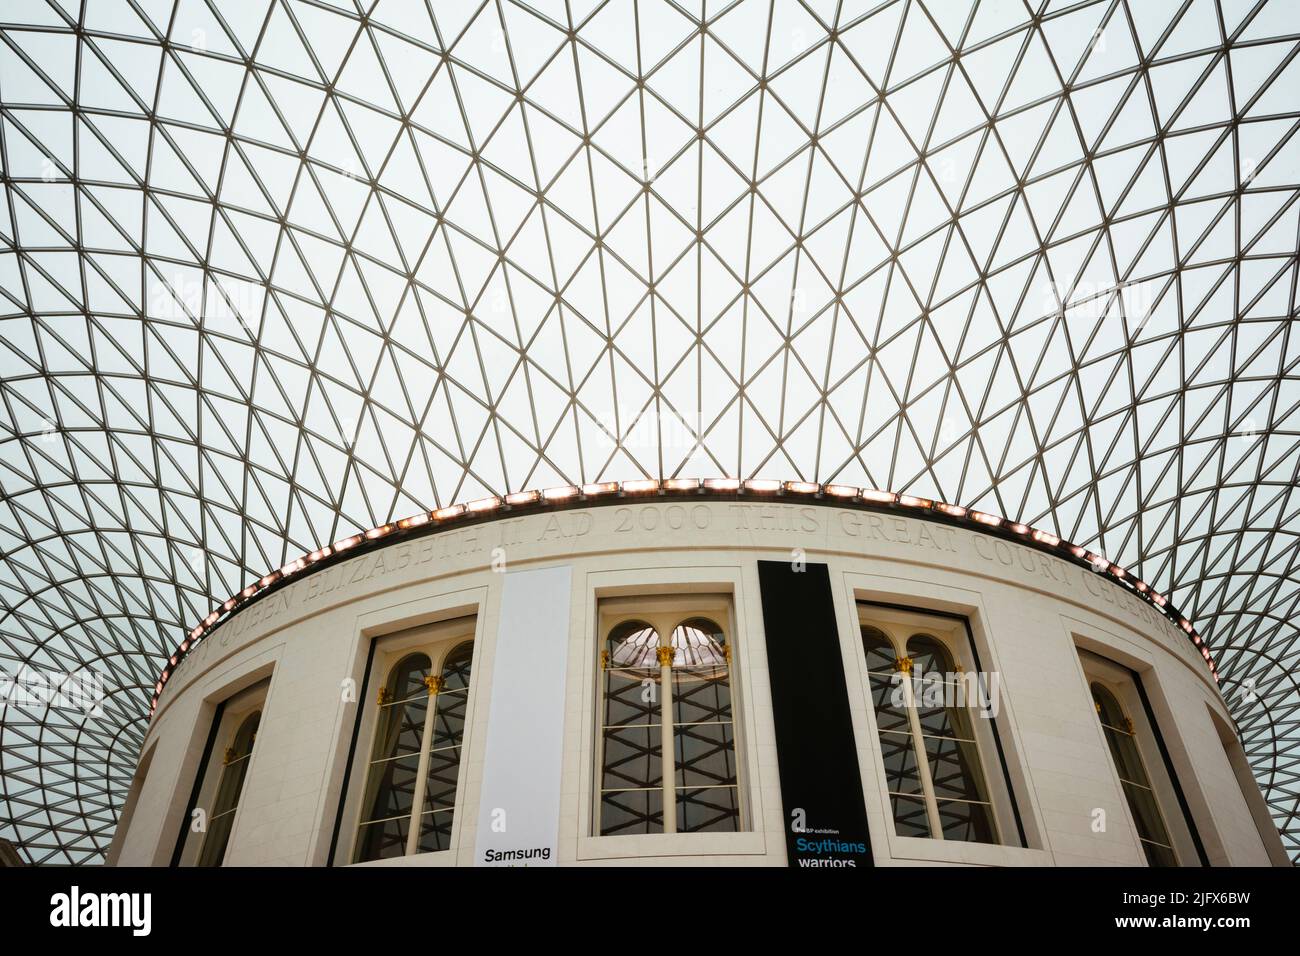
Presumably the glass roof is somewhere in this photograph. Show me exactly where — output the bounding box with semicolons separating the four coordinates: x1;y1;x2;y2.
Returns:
0;0;1297;864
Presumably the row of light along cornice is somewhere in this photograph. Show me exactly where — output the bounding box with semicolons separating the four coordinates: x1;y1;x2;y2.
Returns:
152;479;1218;715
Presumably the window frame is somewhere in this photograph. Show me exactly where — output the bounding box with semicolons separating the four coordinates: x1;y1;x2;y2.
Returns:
856;602;1022;847
176;679;268;867
593;592;747;837
1079;649;1201;866
345;616;477;864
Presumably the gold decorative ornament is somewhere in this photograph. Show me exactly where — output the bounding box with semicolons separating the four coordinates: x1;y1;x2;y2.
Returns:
656;646;675;667
895;656;914;674
600;649;610;669
377;687;391;706
425;675;445;695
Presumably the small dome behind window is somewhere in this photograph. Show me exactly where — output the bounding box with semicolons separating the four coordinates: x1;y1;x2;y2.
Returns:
607;621;659;668
671;618;727;666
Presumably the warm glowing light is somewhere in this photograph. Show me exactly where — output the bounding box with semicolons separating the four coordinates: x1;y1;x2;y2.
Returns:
157;478;1221;714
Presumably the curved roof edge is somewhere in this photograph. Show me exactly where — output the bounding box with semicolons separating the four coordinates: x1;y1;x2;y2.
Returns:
152;478;1220;714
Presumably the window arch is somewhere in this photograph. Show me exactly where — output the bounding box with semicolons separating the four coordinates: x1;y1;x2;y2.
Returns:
859;615;1000;845
354;641;473;862
197;709;260;867
1091;682;1177;866
598;607;741;836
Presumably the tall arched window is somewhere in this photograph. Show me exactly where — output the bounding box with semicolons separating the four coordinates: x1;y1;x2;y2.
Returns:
862;626;928;837
198;710;260;867
421;642;472;852
597;604;741;836
860;612;1001;844
908;635;996;843
669;618;738;833
175;677;269;867
599;621;663;834
354;640;474;862
1092;682;1177;866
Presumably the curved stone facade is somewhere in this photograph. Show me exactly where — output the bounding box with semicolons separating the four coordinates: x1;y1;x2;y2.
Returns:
109;497;1287;867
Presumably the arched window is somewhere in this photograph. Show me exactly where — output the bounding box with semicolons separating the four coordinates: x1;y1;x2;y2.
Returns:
861;626;928;837
420;642;472;852
197;710;260;867
860;618;999;844
598;610;741;836
599;621;664;834
354;642;473;862
1091;682;1177;866
908;635;996;843
669;618;738;833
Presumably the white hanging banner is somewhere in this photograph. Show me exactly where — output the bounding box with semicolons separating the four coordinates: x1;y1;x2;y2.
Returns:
474;564;572;866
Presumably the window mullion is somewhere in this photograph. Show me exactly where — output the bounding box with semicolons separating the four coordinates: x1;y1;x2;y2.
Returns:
898;656;944;840
404;673;442;855
659;639;676;835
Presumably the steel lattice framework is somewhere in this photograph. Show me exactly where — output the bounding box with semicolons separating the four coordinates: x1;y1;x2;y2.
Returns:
0;0;1297;865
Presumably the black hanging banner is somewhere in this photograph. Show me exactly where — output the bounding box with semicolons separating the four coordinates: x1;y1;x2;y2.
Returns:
757;559;873;868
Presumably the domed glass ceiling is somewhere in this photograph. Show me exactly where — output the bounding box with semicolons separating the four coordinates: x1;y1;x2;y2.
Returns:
0;0;1298;864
